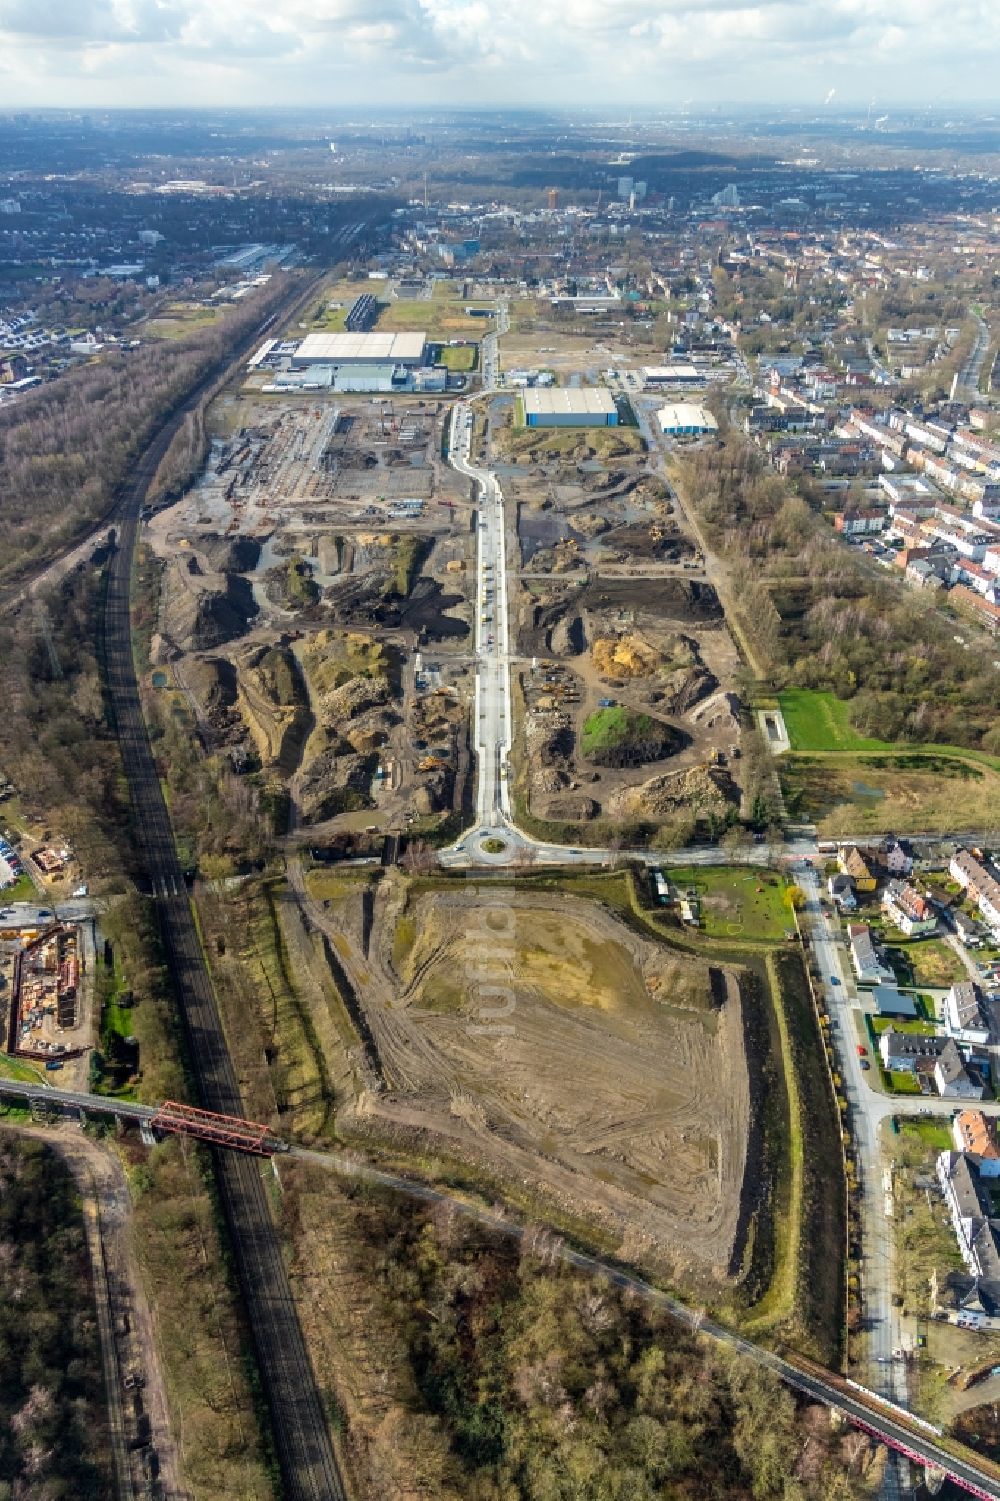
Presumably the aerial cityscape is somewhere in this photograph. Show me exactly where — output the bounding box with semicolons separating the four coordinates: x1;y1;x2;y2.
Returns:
1;9;1000;1501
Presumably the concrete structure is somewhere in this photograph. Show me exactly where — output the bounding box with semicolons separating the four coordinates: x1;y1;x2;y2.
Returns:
658;402;719;436
521;388;619;428
292;332;427;368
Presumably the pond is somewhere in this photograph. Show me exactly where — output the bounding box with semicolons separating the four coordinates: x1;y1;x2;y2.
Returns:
852;779;885;801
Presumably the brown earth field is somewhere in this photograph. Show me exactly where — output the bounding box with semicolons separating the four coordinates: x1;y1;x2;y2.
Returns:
330;879;759;1288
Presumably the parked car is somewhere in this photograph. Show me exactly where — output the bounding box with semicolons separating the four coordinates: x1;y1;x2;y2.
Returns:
857;1044;867;1056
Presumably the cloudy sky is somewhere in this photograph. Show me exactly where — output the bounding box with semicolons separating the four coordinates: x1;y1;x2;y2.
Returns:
0;0;993;110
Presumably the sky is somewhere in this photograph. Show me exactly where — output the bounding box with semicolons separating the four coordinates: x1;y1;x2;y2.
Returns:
0;0;995;112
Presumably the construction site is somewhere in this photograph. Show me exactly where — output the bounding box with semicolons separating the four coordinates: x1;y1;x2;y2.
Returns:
0;912;91;1075
144;391;477;843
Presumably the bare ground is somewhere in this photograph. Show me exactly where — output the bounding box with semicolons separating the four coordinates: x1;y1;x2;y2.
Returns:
294;865;752;1285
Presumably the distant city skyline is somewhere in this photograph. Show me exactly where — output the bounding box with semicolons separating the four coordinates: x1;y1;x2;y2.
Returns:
0;0;994;112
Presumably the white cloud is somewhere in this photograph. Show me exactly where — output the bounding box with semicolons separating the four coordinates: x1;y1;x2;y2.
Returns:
0;0;994;105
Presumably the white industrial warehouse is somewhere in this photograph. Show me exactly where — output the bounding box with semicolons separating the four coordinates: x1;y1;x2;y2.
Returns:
658;403;719;436
521;387;619;428
248;330;435;394
291;332;427;368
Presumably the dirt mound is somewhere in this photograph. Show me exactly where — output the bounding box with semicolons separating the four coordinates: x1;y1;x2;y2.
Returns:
537;792;600;821
235;643;311;772
581;577;723;623
162;574;259;652
608;764;738;820
581;706;686;769
184;656;239;719
320;673;392;730
298;750;376;824
328;575;468;641
591;632;661;680
661;665;718;715
549;614;585;657
600;521;693;561
526;709;575;766
195;533;263;574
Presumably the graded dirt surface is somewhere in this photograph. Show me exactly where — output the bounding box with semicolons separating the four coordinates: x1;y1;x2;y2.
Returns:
336;880;753;1282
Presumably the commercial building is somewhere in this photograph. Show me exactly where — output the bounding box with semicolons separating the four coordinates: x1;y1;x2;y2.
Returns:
292;332;427;369
658;403;719;437
521;388;619;428
643;364;703;388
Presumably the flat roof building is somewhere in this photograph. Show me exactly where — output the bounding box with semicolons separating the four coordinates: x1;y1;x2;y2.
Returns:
522;388;619;428
292;332;427;368
658;403;719;436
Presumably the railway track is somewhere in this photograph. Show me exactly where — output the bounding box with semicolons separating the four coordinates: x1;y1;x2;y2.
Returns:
101;281;348;1501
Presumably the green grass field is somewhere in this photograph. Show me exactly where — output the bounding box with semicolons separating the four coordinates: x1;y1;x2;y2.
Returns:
143;303;226;341
897;1117;953;1152
779;689;1000;771
870;1015;939;1037
886;1069;923;1095
2;872;37;901
663;866;792;942
778;690;894;751
437;344;477;372
0;1054;46;1084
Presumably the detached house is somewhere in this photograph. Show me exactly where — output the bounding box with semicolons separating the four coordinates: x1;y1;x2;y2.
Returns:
827;873;857;911
848;922;895;986
945;982;993;1049
935;1040;986;1101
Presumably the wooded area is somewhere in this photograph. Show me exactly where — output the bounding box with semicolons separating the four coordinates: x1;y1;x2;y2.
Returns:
0;276;296;587
0;1135;110;1500
288;1181;869;1501
681;438;1000;754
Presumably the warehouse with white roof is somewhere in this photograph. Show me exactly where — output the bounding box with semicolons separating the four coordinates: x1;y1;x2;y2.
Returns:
522;388;619;428
658;403;718;436
292;332;427;368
